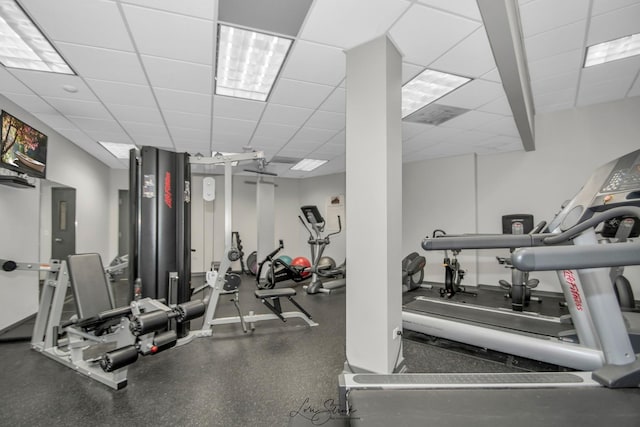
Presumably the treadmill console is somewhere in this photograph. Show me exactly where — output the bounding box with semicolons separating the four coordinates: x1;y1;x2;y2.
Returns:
547;149;640;232
301;205;324;225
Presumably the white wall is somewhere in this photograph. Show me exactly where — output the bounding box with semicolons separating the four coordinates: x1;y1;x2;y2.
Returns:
109;169;129;260
477;97;640;293
0;94;112;330
402;154;478;285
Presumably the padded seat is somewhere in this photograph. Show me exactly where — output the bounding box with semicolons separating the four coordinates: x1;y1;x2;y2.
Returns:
255;288;296;299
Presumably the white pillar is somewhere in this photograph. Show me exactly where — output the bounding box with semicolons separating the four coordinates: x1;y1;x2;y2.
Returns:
345;35;403;373
256;178;275;263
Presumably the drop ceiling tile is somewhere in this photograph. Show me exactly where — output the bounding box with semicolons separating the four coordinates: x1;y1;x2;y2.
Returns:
318;88;346;113
535;88;577;108
326;130;345;145
523;20;587;63
85;129;133;144
402;63;424;83
163;110;211;130
437;79;503;109
32;113;76;130
122;4;214;65
8;70;98;101
305;111;345;131
311;143;344;157
107;104;164;125
121;122;171;139
450;130;493;144
155;88;211;115
528;49;583;82
129;133;173;148
261;104;314;126
269;79;333;109
213;96;266;121
2;94;57;114
440;110;503;130
416;0;481;21
389;3;481;66
281;41;345;86
477;96;512;115
42;97;112;119
476;116;520;137
402;122;432;140
120;0;216;19
403;138;439;154
169;127;210;147
519;0;590;38
211;117;257;137
142;56;212;93
68;116;123;133
289;127;337;144
581;56;640;86
20;0;134;51
407;125;462;144
536;101;576;114
57;43;147;85
481;68;502;83
430;27;496;78
592;0;640;16
478;135;522;150
587;2;640;45
253;122;299;141
0;69;32;94
530;71;580;95
86;80;157;107
250;135;288;149
301;0;410;49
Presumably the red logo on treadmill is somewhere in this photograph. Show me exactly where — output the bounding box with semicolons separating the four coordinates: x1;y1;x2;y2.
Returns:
563;270;583;311
164;171;172;208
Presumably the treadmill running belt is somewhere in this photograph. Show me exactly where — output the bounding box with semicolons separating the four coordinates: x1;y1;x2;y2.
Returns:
404;298;569;337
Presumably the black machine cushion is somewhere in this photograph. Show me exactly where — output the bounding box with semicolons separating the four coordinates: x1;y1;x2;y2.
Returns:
255;288;296;299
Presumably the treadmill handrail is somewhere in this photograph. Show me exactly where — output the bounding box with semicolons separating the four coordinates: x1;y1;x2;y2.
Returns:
512;241;640;271
421;207;640;251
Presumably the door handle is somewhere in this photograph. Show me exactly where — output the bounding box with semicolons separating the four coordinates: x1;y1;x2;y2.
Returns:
55;238;63;243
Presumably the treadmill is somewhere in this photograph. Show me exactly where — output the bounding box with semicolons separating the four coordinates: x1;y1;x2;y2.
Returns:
339;149;640;425
402;150;640;371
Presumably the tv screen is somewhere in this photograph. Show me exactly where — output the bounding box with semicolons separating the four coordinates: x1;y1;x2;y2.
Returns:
1;110;48;179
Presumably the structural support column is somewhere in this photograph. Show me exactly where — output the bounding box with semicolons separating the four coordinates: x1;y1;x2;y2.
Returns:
256;178;275;264
345;35;403;374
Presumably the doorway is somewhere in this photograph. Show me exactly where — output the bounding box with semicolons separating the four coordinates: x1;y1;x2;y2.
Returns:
51;187;76;260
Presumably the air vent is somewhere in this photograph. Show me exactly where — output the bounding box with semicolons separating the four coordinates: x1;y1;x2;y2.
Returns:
403;104;469;126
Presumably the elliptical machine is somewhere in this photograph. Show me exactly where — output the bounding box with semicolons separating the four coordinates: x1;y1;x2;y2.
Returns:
299;205;346;294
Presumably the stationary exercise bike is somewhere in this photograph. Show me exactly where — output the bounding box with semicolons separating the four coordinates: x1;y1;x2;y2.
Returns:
496;215;545;312
432;229;476;298
299;205;346;294
255;240;311;289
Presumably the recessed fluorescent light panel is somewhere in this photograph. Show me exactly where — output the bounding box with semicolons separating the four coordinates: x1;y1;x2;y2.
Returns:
584;33;640;67
215;24;292;101
402;69;470;118
290;159;327;172
99;142;137;159
0;0;73;74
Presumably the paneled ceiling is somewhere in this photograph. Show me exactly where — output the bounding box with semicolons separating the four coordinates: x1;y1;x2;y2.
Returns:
0;0;639;177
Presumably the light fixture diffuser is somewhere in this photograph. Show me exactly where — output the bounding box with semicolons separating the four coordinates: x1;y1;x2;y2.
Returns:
290;159;327;172
99;142;137;159
402;69;470;118
584;33;640;67
215;24;292;101
0;0;73;74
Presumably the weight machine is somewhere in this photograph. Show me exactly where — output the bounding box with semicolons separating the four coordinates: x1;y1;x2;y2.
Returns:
180;152;317;344
1;254;204;389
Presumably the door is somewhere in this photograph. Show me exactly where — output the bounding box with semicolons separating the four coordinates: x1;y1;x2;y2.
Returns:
118;189;129;257
51;187;76;260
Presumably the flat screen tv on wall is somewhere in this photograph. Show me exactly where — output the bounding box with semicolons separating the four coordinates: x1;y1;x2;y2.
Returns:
1;110;48;179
